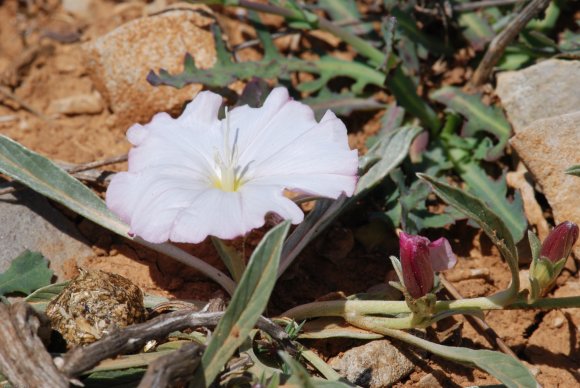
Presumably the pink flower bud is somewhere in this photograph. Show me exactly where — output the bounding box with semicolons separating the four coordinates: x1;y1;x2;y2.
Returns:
399;232;457;299
540;221;579;263
400;232;433;298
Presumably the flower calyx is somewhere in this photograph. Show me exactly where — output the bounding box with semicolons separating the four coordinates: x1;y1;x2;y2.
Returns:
528;222;579;302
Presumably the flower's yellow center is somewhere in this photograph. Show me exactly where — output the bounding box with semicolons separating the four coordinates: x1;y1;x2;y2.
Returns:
212;109;249;192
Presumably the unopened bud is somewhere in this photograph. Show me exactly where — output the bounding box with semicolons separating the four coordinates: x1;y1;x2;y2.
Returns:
540;221;579;263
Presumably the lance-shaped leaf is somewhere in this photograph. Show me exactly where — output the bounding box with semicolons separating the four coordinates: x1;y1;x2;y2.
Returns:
318;0;372;35
357;126;422;194
565;164;580;177
0;135;236;294
431;86;511;160
379;326;537;388
458;12;494;51
386;66;440;131
0;251;53;296
418;174;519;295
448;146;527;242
193;221;290;387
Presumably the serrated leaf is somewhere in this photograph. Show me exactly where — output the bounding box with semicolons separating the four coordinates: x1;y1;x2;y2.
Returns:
193;221;290;387
418;174;519;294
0;251;53;296
147;29;384;94
0;135;236;294
431;87;511;160
26;281;69;311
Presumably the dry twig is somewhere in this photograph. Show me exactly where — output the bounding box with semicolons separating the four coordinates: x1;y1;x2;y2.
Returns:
470;0;551;86
60;310;291;378
138;343;204;388
0;303;69;387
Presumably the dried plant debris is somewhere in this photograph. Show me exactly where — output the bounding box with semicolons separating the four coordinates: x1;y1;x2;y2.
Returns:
46;270;146;347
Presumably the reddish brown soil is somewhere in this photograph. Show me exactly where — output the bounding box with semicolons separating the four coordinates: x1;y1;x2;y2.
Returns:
0;1;578;387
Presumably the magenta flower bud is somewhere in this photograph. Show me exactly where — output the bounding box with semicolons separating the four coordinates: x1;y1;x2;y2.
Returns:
540;221;579;263
399;232;457;299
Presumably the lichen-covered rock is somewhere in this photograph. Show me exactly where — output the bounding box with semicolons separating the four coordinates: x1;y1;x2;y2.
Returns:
46;270;146;347
82;6;216;128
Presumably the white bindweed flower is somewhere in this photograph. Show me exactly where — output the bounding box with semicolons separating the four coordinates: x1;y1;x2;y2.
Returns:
106;87;358;244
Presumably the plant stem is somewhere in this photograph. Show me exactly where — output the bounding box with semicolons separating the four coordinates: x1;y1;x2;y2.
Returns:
346;314;419;330
283;292;580;324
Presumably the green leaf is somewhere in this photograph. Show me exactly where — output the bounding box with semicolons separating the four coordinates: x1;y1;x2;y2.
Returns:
565;164;580;177
447;147;527;242
318;0;372;35
303;91;385;121
0;135;236;294
0;251;53;296
386;66;440;131
356;126;422;195
25;281;69;311
392;7;450;56
458;12;494;51
418;174;519;296
147;26;385;95
83;368;145;388
431;87;511;160
211;237;246;283
193;221;291;387
383;328;537;388
0;135;129;236
279;352;353;388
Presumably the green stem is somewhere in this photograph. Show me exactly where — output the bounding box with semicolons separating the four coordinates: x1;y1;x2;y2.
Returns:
346;314;419;330
282;292;580;322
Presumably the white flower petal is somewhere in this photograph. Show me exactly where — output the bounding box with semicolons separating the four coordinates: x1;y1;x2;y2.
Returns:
106;87;358;244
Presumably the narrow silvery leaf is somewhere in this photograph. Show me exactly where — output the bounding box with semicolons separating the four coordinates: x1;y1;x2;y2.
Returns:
0;135;236;294
193;221;290;387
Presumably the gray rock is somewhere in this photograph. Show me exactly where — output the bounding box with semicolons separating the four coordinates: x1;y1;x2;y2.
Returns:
329;339;415;387
496;59;580;134
0;190;94;279
510;111;580;258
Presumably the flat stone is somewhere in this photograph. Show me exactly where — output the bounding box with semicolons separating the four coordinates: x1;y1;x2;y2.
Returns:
0;190;94;280
329;339;415;387
510;112;580;257
496;59;580;133
82;6;216;129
